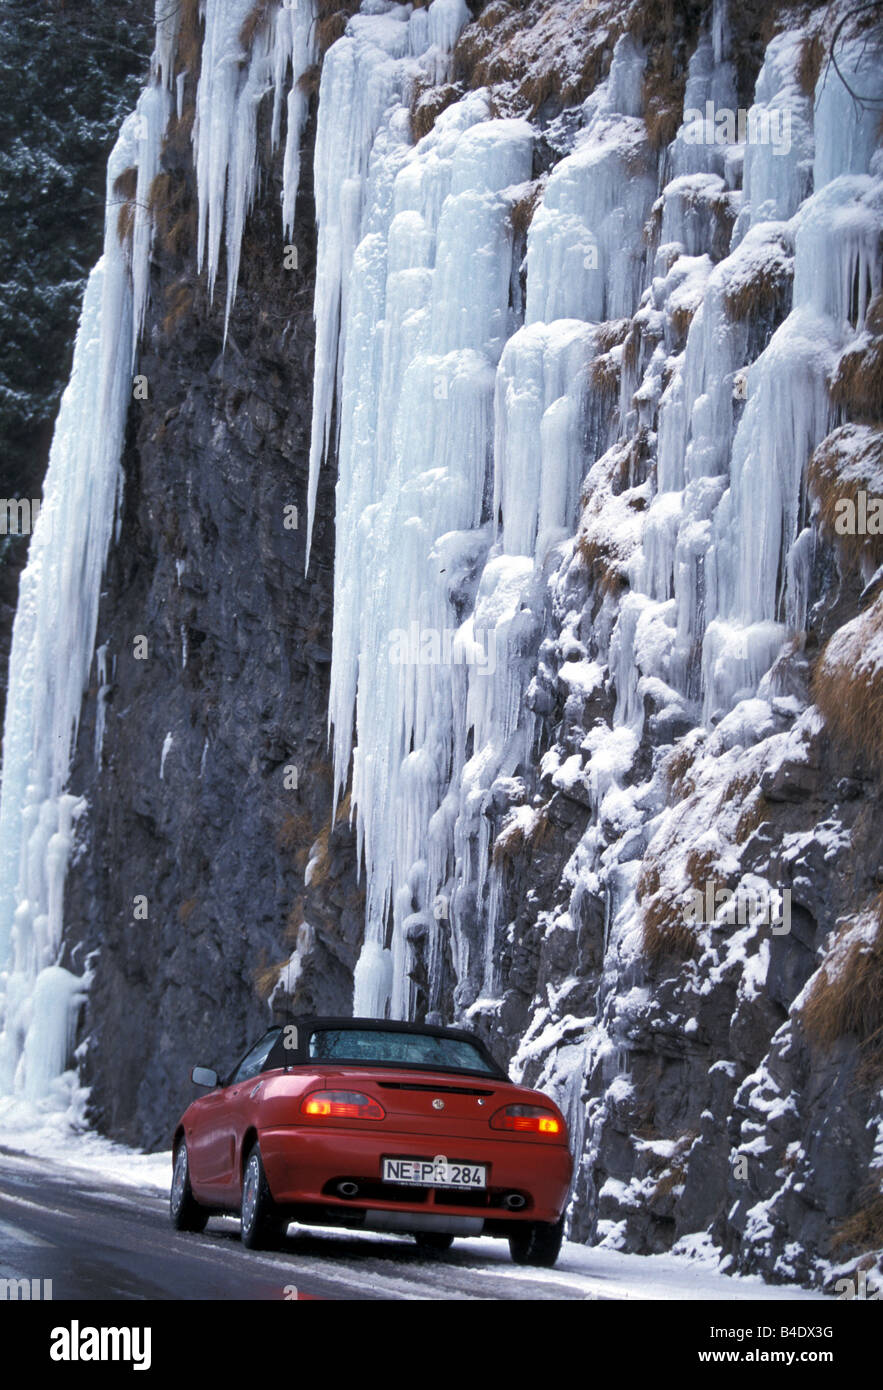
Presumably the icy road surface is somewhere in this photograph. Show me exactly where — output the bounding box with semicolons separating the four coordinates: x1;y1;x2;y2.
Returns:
0;1145;829;1301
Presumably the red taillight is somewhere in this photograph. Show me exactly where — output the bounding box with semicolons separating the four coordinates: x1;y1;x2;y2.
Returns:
490;1104;562;1135
301;1089;385;1120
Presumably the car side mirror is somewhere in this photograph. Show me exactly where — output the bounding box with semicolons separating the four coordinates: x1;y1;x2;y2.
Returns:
191;1066;218;1089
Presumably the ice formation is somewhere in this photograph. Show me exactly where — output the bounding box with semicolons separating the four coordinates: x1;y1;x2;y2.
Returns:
302;3;883;1045
194;0;318;336
307;4;539;1012
304;0;472;561
0;1;322;1102
0;114;140;1095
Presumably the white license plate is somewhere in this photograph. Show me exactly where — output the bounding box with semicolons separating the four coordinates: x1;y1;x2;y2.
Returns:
382;1158;487;1189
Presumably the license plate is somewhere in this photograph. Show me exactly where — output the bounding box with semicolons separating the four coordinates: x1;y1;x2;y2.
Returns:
382;1158;487;1188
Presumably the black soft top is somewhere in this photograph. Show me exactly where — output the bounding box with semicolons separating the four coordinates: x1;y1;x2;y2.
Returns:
262;1015;508;1080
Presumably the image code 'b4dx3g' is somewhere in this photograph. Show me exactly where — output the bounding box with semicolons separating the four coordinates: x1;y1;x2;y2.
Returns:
170;1016;572;1267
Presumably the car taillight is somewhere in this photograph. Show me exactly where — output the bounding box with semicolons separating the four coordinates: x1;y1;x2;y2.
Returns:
490;1104;562;1135
301;1090;385;1120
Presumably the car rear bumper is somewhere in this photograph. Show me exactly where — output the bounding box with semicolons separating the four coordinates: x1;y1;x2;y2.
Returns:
259;1124;572;1227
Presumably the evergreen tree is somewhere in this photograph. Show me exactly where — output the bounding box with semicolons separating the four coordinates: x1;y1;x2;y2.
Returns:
0;0;152;495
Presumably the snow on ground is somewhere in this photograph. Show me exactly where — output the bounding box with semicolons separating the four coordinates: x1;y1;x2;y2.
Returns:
0;1096;172;1193
0;1105;827;1299
452;1235;829;1300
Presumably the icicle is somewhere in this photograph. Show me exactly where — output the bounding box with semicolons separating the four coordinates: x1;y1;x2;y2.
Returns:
131;84;173;361
730;32;813;241
702;176;881;719
0;12;183;1102
160;732;174;781
304;0;472;568
0;114;140;1096
94;644;112;769
192;0;318;338
525;115;656;327
193;0;254;302
279;1;319;239
21;966;88;1102
493;320;595;559
153;0;182;91
325;94;531;1014
353;938;394;1017
813;33;883;191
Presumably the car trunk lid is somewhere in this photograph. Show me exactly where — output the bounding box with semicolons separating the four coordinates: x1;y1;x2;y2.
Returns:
309;1064;523;1129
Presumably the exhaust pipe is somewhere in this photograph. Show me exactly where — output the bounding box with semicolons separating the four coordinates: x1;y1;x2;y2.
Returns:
503;1193;526;1210
337;1180;360;1198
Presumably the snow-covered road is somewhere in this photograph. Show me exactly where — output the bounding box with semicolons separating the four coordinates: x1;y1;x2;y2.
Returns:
0;1126;829;1301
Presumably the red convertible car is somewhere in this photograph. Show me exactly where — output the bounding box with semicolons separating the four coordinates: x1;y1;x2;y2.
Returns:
170;1016;572;1266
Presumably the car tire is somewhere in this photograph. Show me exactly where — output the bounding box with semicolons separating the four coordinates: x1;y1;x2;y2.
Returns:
170;1140;209;1233
508;1214;565;1268
413;1232;455;1257
240;1143;287;1250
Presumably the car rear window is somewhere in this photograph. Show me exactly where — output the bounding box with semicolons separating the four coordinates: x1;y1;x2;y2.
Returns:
307;1027;499;1075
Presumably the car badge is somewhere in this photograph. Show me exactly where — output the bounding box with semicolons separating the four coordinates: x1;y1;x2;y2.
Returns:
432;1098;445;1110
477;1098;485;1106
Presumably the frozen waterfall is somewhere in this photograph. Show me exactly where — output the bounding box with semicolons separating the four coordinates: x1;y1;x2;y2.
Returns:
305;5;883;1027
0;109;144;1099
